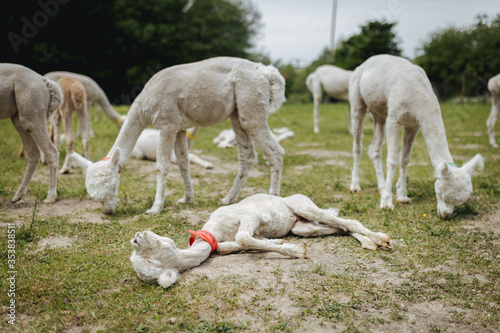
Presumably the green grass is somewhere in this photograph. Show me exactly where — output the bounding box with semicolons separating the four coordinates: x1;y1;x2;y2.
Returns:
0;102;499;332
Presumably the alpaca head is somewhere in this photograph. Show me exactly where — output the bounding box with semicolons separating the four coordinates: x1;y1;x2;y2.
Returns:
434;154;484;218
71;149;122;214
130;231;180;288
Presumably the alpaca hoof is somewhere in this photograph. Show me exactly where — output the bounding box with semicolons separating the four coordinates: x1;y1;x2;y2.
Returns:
59;168;70;174
219;195;235;205
177;197;192;205
145;207;161;215
350;185;361;193
397;196;412;204
11;195;22;204
380;202;394;210
205;163;214;169
43;196;57;204
491;142;499;148
372;232;392;250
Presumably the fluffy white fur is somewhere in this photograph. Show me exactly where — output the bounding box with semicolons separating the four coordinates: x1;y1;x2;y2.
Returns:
52;77;90;174
44;71;126;137
306;65;352;134
349;55;484;219
0;63;63;203
131;127;213;169
487;73;500;148
213;127;294;148
72;57;286;214
130;193;391;288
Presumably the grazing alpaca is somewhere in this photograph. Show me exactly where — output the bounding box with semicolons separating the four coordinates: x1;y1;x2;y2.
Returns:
72;57;285;214
44;71;126;137
306;65;352;134
130;193;391;288
349;55;484;218
487;73;500;148
131;127;213;169
53;77;90;174
0;63;62;203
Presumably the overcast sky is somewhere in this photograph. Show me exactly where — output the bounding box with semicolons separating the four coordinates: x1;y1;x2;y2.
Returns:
250;0;500;67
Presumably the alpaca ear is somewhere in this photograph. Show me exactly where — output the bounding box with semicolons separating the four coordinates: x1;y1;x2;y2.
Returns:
158;269;179;288
462;154;484;176
435;161;449;178
71;152;93;172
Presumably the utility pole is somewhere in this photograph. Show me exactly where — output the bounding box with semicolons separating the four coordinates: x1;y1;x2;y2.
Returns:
328;0;338;63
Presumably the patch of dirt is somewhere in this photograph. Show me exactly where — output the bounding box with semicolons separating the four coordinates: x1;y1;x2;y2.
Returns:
461;209;500;235
36;236;76;252
1;198;105;225
296;149;351;158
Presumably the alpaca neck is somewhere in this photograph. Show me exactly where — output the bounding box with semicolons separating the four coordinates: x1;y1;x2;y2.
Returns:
176;241;212;272
107;105;146;165
175;226;223;272
419;107;454;170
96;92;122;123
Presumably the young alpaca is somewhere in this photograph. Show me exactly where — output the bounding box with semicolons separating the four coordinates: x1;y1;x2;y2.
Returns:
53;77;90;174
349;55;484;219
71;57;286;214
487;73;500;148
130;193;391;288
0;63;62;203
306;65;352;134
131;127;213;169
44;71;127;137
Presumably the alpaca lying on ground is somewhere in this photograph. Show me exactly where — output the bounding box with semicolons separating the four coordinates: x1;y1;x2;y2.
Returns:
44;71;126;137
71;57;286;214
52;77;90;174
0;63;62;203
306;65;353;134
131;127;213;169
487;73;500;148
130;193;391;288
212;127;294;148
349;54;484;218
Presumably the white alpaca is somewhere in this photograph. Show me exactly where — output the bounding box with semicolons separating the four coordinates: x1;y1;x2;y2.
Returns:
349;55;484;219
44;71;126;137
0;63;62;203
130;193;391;288
52;76;90;174
71;57;286;214
306;65;352;134
213;127;294;148
131;127;213;169
487;73;500;148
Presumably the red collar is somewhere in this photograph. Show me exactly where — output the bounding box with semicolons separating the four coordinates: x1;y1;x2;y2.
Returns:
102;157;122;174
189;230;218;254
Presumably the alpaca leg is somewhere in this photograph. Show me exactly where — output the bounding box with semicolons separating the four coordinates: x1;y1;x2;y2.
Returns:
367;114;386;193
218;239;285;255
173;130;193;204
487;96;499;148
283;194;391;249
188;153;213;169
291;220;344;237
77;110;95;138
60;111;74;174
312;80;322;134
349;96;367;193
396;126;418;203
52;109;62;153
146;129;176;214
247;126;284;198
77;103;90;160
11;115;41;203
235;215;307;258
220;114;258;205
380;118;400;210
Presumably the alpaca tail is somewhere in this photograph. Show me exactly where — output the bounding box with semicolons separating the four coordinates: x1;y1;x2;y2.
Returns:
305;72;315;92
261;64;286;114
70;82;86;109
42;78;63;119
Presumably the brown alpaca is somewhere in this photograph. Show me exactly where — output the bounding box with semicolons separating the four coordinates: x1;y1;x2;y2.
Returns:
53;77;90;174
